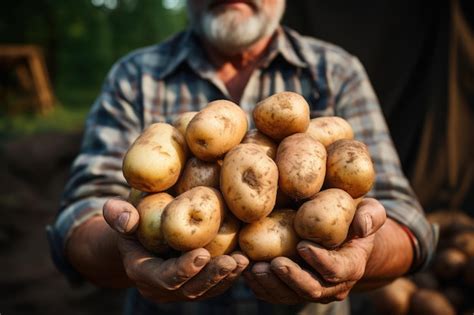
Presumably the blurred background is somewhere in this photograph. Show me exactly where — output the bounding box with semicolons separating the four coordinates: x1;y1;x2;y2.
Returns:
0;0;472;314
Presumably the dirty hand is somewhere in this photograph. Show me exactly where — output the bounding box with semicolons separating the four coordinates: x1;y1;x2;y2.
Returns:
244;198;386;304
103;198;249;303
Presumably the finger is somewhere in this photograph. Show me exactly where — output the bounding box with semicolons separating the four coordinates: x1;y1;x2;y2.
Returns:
251;262;303;304
349;198;386;238
180;255;237;299
297;238;373;283
271;257;353;302
154;248;211;290
243;269;276;302
103;198;140;235
203;251;249;298
118;238;210;290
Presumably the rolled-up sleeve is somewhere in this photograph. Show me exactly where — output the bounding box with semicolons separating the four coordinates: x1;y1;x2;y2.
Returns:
46;59;142;284
333;56;437;272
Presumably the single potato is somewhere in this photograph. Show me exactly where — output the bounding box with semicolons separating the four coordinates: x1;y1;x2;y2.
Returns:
220;143;278;223
204;211;240;257
239;209;300;261
186;100;248;161
294;188;355;248
306;116;354;147
172;111;198;136
161;186;224;251
325;139;375;198
174;157;220;195
253;91;310;141
410;289;456;315
122;123;187;192
241;129;277;159
136;192;174;255
276;133;326;200
370;277;416;315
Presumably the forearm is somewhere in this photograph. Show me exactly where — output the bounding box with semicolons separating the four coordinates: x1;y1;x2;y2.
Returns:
355;218;413;290
66;215;132;288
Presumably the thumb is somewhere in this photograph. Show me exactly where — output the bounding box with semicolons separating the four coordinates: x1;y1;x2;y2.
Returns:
103;198;140;235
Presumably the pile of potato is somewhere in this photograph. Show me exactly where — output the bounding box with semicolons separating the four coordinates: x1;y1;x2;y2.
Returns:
122;91;375;260
370;210;474;315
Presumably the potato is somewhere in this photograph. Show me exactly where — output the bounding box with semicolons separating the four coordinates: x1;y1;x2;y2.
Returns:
427;210;474;237
204;211;240;257
433;247;468;280
122;123;187;192
306;116;354;147
136;193;174;254
452;230;474;257
172;111;198;136
241;129;277;159
174;157;220;195
127;188;146;207
220;143;278;223
370;277;416;315
294;188;355;248
276;133;326;200
409;289;456;315
325;139;375;198
239;209;299;261
186;100;248;161
253;91;310;141
161;186;224;251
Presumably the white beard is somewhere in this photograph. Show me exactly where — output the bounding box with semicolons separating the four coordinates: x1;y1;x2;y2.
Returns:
188;1;285;55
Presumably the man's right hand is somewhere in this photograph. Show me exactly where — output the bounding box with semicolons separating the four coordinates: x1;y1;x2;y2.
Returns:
103;198;249;303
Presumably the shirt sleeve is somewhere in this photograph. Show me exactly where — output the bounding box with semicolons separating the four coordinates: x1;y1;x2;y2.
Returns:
46;59;142;284
332;56;438;272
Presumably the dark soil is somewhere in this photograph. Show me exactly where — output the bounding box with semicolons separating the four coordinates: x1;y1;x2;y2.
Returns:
0;131;124;315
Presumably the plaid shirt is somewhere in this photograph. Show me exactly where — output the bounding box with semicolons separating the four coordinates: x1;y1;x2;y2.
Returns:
47;26;437;315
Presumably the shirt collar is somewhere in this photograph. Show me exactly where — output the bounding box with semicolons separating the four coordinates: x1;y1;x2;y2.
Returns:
156;26;308;80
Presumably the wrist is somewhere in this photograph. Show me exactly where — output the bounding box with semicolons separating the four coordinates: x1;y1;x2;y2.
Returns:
362;218;413;282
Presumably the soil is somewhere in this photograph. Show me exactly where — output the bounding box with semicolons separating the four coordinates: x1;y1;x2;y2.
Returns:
0;131;124;315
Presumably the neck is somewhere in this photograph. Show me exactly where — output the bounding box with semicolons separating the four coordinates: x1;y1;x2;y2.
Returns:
202;34;274;102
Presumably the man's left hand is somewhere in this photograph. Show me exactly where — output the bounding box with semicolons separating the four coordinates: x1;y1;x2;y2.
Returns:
243;198;386;304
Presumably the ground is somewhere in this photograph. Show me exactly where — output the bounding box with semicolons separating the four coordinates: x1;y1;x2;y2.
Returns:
0;131;124;315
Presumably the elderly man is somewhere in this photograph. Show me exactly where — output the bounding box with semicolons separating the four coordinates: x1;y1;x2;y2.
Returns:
47;0;436;314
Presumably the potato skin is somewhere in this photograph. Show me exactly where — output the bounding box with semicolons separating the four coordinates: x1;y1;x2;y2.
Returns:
136;193;174;254
204;211;240;257
294;188;355;248
325;139;375;198
220;143;278;223
172;111;198;136
253;91;310;141
370;277;416;315
276;133;327;200
239;209;300;261
174;157;220;195
123;123;187;192
186;100;248;161
241;129;277;160
161;187;224;251
306;116;354;147
410;289;456;315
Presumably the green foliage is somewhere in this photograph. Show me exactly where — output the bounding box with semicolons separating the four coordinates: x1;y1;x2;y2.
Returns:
0;0;187;135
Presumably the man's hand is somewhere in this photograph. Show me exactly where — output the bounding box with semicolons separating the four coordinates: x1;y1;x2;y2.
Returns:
103;198;249;303
243;198;387;304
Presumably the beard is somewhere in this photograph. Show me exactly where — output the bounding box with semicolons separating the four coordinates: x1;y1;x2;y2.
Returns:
188;1;285;55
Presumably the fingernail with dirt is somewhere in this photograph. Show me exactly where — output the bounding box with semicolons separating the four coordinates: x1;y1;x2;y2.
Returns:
116;211;130;233
194;255;209;267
